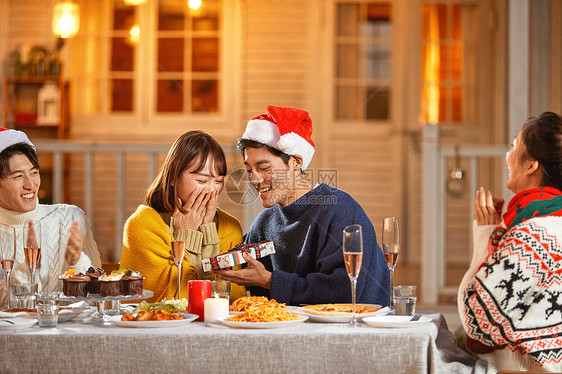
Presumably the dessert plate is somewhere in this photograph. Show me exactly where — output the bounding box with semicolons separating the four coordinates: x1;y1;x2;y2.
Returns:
362;315;432;328
218;315;308;329
0;317;37;331
109;313;198;328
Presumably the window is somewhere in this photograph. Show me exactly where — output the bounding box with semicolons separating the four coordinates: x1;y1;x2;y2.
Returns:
335;2;392;121
420;2;478;124
156;0;221;113
72;0;222;116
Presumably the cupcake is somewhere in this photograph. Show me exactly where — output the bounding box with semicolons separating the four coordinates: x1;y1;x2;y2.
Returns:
99;273;123;297
86;267;105;294
61;270;90;297
121;270;144;296
108;269;129;295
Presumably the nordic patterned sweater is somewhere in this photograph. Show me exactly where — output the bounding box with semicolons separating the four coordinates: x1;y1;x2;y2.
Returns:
246;183;390;306
0;203;101;308
459;216;562;373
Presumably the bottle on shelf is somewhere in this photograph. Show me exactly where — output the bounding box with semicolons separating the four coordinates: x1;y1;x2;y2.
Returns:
49;51;61;76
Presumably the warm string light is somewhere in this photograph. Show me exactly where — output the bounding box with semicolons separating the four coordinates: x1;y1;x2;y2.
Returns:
189;0;202;10
52;1;80;39
123;0;147;5
129;25;140;44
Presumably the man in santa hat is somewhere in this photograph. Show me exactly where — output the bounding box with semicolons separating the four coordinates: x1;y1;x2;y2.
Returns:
0;128;101;308
213;106;390;306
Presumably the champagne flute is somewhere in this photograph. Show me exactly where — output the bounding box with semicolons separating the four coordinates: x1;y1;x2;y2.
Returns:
0;224;16;308
170;216;187;299
382;217;400;309
343;224;363;327
23;220;41;285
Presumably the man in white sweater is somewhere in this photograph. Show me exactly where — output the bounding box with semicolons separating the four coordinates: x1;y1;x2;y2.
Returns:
0;128;101;308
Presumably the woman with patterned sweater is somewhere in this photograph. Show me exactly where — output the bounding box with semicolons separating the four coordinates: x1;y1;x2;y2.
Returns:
458;112;562;373
120;131;246;303
0;129;101;308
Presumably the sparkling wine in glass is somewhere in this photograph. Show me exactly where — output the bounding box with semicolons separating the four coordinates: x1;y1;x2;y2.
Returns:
382;217;400;309
0;224;16;308
23;220;41;285
343;224;363;327
170;216;187;299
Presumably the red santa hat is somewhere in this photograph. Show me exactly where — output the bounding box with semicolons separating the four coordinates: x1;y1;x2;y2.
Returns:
241;106;315;170
0;128;35;153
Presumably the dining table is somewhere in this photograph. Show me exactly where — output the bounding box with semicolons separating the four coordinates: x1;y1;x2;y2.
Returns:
0;309;486;374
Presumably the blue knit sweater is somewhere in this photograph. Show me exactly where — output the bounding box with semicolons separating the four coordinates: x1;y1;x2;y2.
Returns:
245;183;390;306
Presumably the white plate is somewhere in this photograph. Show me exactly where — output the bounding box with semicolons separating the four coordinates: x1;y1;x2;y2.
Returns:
1;302;89;323
0;318;37;331
362;315;433;328
218;315;308;329
294;305;387;323
109;313;198;328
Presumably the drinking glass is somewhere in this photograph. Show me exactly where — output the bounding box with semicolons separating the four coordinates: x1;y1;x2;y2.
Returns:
170;216;187;299
211;280;231;300
0;224;16;308
36;292;59;328
382;217;400;309
343;224;363;327
23;220;41;285
14;282;38;309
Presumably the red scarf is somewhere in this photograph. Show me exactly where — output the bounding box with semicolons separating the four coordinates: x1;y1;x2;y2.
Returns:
487;186;562;258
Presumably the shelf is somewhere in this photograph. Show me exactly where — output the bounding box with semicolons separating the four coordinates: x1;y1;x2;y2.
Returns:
6;76;62;84
3;77;71;203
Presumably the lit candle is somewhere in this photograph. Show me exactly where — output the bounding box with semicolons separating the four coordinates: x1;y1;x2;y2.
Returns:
188;280;211;321
204;297;229;324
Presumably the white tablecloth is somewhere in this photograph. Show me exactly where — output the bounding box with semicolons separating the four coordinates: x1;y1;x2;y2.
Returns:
0;312;486;373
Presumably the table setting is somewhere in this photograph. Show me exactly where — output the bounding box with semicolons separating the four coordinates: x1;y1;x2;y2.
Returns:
0;218;486;374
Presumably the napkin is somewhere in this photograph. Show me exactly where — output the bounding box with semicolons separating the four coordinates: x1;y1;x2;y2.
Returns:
372;306;392;316
0;311;29;318
65;301;86;309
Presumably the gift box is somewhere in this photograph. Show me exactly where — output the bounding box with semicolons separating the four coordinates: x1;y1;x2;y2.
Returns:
202;241;275;272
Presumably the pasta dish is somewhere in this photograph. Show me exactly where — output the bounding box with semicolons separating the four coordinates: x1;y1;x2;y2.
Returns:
227;296;301;322
229;296;287;312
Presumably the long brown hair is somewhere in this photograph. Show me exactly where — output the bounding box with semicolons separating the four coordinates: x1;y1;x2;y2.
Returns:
520;112;562;190
145;131;227;213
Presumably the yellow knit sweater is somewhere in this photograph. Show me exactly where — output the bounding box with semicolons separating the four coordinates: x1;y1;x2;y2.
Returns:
120;205;246;303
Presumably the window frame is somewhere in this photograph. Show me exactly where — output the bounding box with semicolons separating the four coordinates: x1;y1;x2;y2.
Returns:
69;0;237;134
332;0;394;125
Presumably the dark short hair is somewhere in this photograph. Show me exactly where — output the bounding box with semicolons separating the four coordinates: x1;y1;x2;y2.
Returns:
0;143;39;179
145;131;227;213
237;138;292;165
519;111;562;190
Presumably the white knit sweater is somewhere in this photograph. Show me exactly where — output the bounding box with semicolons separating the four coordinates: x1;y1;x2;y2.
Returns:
0;203;101;308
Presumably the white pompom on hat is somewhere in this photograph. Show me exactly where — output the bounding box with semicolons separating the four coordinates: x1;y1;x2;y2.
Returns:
241;105;315;170
0;128;35;153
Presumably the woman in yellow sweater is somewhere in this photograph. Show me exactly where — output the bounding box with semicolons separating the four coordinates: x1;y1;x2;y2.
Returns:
120;131;246;303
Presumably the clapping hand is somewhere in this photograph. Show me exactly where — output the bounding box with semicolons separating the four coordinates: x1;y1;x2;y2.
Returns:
65;221;83;266
474;187;504;226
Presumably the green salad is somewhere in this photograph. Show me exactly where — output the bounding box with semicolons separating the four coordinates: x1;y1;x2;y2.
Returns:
135;298;188;313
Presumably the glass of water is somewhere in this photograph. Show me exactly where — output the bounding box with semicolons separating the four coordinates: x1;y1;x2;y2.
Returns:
36;292;59;328
393;285;417;316
14;282;38;309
